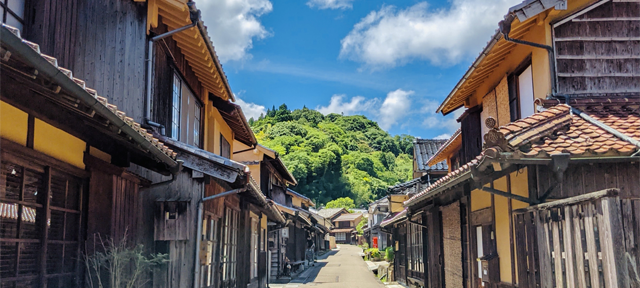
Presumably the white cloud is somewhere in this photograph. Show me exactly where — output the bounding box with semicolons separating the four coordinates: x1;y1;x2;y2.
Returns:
434;133;451;140
422;107;463;135
235;96;267;120
306;0;354;10
378;89;413;130
316;94;377;115
340;0;519;69
198;0;273;62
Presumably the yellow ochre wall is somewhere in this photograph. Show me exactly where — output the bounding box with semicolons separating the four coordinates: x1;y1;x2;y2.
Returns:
205;103;234;156
471;186;491;212
0;101;28;145
292;196;302;208
34;119;86;169
470;168;531;284
1;101;87;169
390;195;408;213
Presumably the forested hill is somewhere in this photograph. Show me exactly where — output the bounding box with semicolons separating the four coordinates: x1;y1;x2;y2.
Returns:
249;104;415;207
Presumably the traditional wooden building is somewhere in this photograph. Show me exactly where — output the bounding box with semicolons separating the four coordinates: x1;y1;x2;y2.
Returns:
233;143;321;280
330;213;362;244
1;0;287;287
413;139;449;182
401;0;640;288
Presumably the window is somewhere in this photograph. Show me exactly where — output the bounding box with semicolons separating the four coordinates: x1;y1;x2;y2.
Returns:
338;221;350;228
171;72;202;147
220;135;230;159
200;215;218;288
508;58;534;122
0;0;26;31
1;157;83;288
408;217;423;273
335;233;346;241
250;217;259;279
222;208;238;285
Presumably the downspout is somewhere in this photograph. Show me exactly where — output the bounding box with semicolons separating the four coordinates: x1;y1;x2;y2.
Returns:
145;3;200;131
194;187;247;288
499;14;557;95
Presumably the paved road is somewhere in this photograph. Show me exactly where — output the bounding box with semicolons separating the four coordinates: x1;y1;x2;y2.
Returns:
270;244;385;288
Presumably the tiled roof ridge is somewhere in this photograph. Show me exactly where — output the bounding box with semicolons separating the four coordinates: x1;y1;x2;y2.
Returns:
536;96;640;110
499;105;572;149
427;128;462;166
414;138;448;144
405;101;640;206
1;24;177;161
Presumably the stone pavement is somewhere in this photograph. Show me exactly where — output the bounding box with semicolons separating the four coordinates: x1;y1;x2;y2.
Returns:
269;244;385;288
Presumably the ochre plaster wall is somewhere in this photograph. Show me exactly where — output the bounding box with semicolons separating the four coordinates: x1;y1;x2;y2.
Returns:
0;101;28;145
34;119;86;168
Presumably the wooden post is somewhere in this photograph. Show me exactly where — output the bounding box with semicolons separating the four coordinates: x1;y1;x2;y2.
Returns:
598;197;629;288
535;210;553;288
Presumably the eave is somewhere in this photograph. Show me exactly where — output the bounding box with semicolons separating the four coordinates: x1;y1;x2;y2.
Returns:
147;0;234;101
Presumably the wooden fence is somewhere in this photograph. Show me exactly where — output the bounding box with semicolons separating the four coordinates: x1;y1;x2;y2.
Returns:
514;189;640;288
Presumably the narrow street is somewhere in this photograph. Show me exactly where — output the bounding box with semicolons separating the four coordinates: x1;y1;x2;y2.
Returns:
270;245;385;288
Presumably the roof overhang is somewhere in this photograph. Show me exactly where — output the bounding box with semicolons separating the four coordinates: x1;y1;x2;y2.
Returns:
286;189;314;207
259;145;297;185
146;0;234;101
209;96;257;147
428;129;462;166
436;4;543;115
0;24;180;175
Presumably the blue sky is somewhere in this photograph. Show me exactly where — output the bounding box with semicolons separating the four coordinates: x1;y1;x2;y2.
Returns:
199;0;521;139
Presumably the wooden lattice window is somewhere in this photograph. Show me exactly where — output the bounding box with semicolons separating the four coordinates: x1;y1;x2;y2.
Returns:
221;208;238;286
0;156;83;288
200;214;218;288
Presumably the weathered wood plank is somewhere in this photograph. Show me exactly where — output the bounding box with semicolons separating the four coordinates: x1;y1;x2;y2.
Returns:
552;213;564;288
584;203;601;288
535;210;553;288
515;214;530;288
571;205;587;288
525;212;539;287
563;206;576;288
598;197;628;288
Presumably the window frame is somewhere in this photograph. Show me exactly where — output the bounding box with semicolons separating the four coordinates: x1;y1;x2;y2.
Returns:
0;0;26;31
170;71;203;148
508;56;533;122
1;141;87;288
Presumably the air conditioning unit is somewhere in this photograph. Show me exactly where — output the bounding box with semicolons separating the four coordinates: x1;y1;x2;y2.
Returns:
281;227;289;238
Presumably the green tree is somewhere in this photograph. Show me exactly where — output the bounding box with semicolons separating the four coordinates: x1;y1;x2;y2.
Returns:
325;197;355;209
356;218;367;235
250;104;415;206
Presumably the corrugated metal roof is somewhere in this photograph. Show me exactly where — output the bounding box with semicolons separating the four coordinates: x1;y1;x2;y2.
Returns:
414;139;448;172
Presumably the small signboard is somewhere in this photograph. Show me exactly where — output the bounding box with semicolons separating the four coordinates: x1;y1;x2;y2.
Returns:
373;237;378;248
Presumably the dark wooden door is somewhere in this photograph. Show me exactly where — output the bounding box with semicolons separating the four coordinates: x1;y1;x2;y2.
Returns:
396;223;407;285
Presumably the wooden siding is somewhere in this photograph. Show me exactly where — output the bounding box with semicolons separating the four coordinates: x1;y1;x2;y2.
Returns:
533;162;640;199
554;1;640;95
460;106;483;164
514;194;639;288
151;19;205;129
25;0;148;122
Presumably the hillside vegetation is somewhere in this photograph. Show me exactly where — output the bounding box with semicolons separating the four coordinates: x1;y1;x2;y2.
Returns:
249;104;414;206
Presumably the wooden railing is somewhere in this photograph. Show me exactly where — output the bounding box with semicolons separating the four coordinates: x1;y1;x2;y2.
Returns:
514;189;640;288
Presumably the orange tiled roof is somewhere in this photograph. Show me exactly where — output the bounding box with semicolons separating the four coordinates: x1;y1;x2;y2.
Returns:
1;24;177;163
405;98;640;207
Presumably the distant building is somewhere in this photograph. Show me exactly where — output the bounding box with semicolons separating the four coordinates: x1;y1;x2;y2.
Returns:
329;213;363;244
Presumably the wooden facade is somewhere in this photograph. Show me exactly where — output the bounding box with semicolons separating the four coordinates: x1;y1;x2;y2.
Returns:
1;0;285;288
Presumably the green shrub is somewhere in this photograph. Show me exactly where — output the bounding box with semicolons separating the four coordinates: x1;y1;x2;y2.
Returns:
385;247;394;262
361;243;369;251
370;248;381;260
